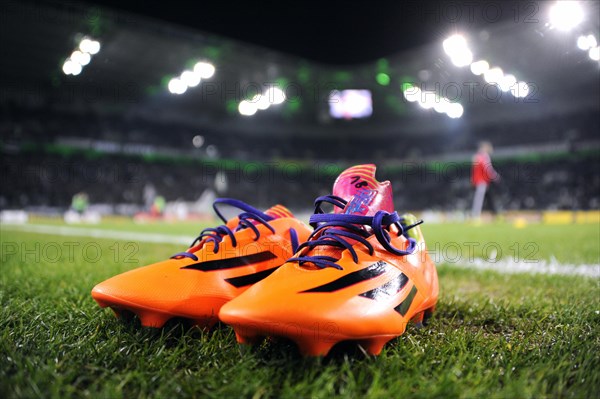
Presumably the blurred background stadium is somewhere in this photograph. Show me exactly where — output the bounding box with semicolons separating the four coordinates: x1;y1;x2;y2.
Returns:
0;0;598;222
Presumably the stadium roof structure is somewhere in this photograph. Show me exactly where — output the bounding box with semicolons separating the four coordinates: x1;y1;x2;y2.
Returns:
1;0;599;139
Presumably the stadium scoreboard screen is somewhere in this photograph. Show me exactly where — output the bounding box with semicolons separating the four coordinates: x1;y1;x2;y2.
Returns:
328;90;373;119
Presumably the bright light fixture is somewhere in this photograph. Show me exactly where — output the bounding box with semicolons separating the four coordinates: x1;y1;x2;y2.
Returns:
470;60;490;75
499;74;517;92
450;48;473;67
510;81;530;98
239;86;286;116
79;38;101;55
78;52;91;66
549;1;584;31
63;37;99;76
577;35;591;50
484;67;504;84
402;85;462;118
168;78;187;95
443;34;473;67
70;51;90;66
443;34;468;56
192;135;204;148
403;86;421;102
79;39;93;53
589;46;600;61
253;94;271;110
433;97;451;113
181;70;201;87
266;87;286;105
447;103;464;119
89;41;101;54
70;62;82;76
62;60;75;75
238;100;258;116
194;62;215;79
168;61;214;94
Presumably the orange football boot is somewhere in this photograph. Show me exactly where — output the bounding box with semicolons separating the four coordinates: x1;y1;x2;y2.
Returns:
220;176;438;356
91;199;311;328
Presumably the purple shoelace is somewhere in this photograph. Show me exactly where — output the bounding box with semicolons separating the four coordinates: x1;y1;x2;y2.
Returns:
288;208;418;270
170;198;277;261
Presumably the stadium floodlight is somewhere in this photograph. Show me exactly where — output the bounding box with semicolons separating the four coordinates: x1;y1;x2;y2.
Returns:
253;94;271;110
511;81;530;98
266;86;286;105
192;135;204;148
471;61;526;97
70;51;90;66
549;1;584;31
167;61;215;94
79;52;91;66
62;60;75;75
470;60;490;75
79;38;93;53
168;78;187;95
443;34;468;56
418;92;436;109
484;67;504;84
576;35;588;50
576;34;598;50
63;59;82;76
181;70;201;87
447;103;464;119
433;97;451;114
70;62;82;76
242;87;284;117
589;46;600;61
587;35;598;49
403;86;421;102
443;34;473;67
403;85;462;118
89;41;101;54
418;100;433;109
238;100;258;116
194;62;215;79
499;74;517;92
80;38;101;55
451;48;473;67
63;36;99;76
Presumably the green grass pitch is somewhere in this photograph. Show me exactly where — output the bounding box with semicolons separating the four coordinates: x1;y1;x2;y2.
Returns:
1;221;599;398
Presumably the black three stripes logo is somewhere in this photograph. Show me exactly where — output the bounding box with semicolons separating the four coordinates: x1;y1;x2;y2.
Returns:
299;260;418;316
181;251;279;288
359;273;409;300
223;267;279;288
299;261;389;293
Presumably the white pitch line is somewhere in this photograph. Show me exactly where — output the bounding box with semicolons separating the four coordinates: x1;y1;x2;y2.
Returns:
445;257;599;278
2;224;599;278
1;223;191;245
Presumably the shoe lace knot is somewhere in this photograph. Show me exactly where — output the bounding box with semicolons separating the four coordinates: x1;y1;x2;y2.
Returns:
288;209;421;270
170;198;275;261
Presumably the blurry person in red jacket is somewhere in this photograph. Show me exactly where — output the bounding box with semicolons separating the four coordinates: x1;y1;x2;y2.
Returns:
471;141;500;220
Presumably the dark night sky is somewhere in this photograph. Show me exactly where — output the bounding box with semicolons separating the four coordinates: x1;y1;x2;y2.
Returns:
84;0;522;64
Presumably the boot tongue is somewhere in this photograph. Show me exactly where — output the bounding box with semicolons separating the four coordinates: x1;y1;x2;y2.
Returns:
332;164;394;214
300;166;394;269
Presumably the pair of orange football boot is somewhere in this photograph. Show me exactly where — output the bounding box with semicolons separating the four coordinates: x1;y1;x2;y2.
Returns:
92;164;438;356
